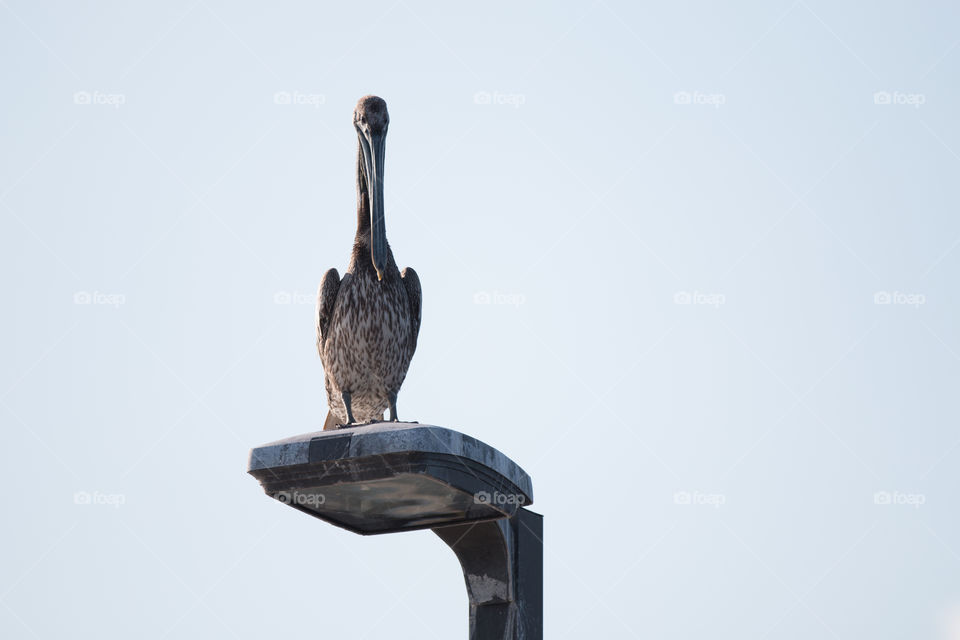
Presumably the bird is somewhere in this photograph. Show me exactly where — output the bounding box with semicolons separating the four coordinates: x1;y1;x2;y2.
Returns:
316;95;421;430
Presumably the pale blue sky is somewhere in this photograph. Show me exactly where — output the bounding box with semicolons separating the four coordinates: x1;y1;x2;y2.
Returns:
2;1;960;638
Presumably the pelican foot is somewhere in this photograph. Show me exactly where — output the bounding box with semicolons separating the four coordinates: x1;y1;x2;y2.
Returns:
388;391;399;422
338;419;384;428
340;390;356;425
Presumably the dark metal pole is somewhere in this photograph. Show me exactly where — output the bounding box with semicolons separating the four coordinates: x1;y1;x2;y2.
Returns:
434;508;543;640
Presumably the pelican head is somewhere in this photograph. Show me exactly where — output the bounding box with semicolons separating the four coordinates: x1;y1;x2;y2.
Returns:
354;95;390;281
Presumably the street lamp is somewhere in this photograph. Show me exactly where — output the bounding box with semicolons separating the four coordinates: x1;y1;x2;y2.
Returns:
248;422;542;639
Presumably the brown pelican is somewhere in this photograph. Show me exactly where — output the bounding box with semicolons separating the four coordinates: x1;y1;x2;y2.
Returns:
316;95;421;429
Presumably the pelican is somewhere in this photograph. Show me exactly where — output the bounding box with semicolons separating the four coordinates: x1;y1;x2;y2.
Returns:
316;95;421;429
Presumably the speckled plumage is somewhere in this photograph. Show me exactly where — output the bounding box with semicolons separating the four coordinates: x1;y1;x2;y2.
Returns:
316;96;421;426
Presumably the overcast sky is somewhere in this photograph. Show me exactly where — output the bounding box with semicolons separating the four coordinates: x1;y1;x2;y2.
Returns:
2;1;960;638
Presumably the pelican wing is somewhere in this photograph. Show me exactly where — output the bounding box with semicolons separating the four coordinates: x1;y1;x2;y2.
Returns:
401;266;422;348
316;268;341;353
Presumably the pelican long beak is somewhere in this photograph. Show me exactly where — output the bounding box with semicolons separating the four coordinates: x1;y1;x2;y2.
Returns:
359;129;387;281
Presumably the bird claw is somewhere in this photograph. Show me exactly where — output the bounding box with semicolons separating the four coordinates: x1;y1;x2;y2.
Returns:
335;419;419;429
335;420;382;429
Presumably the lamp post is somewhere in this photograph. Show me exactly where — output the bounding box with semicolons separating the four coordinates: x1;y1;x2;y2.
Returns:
248;422;542;639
